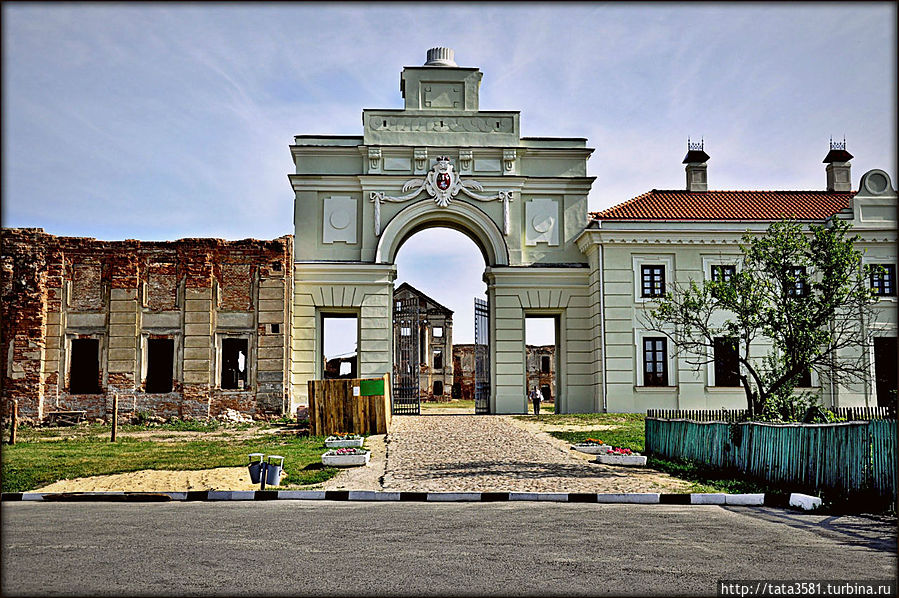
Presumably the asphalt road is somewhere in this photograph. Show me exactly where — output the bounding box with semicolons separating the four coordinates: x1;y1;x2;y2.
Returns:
1;502;896;597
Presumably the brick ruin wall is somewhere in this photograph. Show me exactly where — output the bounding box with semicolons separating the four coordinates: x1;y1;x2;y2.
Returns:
1;228;293;423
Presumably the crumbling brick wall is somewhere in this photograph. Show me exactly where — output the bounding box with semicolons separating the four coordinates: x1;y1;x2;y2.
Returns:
1;228;293;422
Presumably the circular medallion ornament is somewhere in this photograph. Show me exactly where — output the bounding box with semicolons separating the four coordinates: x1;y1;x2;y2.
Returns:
532;215;554;233
329;211;351;230
864;172;889;195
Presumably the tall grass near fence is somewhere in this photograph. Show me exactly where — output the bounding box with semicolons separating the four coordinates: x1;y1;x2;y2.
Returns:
645;417;896;507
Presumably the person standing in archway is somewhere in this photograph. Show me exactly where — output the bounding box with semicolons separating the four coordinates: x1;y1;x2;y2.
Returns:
529;387;541;416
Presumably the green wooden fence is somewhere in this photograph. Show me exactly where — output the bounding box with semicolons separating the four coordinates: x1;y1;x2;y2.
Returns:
645;418;897;501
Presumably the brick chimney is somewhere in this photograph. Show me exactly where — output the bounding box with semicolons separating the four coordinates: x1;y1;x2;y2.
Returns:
683;138;710;192
823;137;853;192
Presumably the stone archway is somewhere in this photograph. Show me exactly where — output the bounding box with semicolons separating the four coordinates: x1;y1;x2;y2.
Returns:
375;199;510;268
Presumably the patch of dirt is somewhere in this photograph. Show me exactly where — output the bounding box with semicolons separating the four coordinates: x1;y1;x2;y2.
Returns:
36;467;260;493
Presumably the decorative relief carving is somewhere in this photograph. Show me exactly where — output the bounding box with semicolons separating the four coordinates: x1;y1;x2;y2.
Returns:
369;115;513;133
459;149;472;173
369;157;514;237
414;148;428;174
422;83;462;109
323;196;357;244
525;197;559;246
503;149;517;173
367;147;381;172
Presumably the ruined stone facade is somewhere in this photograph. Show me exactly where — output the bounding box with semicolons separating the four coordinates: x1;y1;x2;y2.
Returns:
453;344;556;402
392;283;454;400
1;228;293;422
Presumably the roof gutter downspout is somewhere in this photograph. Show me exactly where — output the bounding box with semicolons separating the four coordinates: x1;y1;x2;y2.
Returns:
598;233;608;413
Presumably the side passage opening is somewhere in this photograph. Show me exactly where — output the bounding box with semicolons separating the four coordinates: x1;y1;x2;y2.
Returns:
322;315;358;380
526;316;557;414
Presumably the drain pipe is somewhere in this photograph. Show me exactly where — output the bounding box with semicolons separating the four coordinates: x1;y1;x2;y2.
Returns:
599;242;608;413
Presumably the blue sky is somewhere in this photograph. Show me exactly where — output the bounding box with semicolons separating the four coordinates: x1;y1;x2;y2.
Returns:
4;3;896;346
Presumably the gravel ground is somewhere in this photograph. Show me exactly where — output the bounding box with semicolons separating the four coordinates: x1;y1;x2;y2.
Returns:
381;415;693;493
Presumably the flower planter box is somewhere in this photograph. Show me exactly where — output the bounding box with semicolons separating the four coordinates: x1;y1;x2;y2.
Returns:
325;437;364;449
572;444;612;455
322;450;370;467
594;454;647;466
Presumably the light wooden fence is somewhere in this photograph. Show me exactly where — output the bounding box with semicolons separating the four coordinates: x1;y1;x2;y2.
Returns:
308;374;392;436
645;417;897;502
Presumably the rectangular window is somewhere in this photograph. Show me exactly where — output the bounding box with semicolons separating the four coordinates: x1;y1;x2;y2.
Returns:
432;326;443;338
69;338;101;394
871;264;896;297
221;338;249;390
433;380;443;396
713;337;740;387
787;266;807;297
643;337;668;386
540;385;551;401
145;338;174;393
711;265;736;283
433;349;443;370
541;355;551;373
796;368;812;388
641;265;665;298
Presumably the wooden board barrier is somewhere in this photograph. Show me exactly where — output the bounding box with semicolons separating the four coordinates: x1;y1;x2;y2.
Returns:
307;373;392;436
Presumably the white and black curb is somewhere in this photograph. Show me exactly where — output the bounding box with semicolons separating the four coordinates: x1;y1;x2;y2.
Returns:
1;490;793;506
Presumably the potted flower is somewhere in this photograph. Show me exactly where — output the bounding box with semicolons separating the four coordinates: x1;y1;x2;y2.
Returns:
571;438;612;455
322;447;370;467
325;433;364;448
594;446;647;466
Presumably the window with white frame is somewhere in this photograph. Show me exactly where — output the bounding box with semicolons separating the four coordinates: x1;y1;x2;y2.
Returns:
633;255;674;303
711;264;736;283
641;265;666;298
642;337;668;386
871;264;896;297
786;266;808;297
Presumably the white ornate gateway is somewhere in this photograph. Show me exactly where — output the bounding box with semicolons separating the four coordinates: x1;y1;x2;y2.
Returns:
369;156;514;235
291;48;596;414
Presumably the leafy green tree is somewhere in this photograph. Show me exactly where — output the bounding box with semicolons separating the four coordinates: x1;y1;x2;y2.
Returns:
643;219;880;420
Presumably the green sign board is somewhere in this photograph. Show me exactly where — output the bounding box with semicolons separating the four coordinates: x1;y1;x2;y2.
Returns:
359;378;385;396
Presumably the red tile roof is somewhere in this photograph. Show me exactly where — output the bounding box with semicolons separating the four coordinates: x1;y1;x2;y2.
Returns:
591;190;855;221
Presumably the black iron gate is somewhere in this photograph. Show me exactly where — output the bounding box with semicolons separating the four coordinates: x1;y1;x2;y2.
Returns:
393;297;421;415
474;297;490;414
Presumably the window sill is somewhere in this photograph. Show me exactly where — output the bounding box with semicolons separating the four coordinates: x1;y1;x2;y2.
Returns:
707;386;743;392
634;386;677;392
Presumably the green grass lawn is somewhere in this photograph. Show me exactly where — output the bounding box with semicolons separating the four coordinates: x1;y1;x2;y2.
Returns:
1;424;342;493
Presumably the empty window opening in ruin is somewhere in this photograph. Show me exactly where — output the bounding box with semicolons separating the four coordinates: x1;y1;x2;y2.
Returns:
433;349;443;370
271;323;280;334
145;338;174;393
221;338;249;390
433;380;444;396
526;316;557;408
322;315;358;380
69;338;101;394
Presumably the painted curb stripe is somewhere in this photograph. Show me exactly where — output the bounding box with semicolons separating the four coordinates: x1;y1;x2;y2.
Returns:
399;492;429;502
568;493;599;503
0;490;780;505
659;493;691;505
479;492;510;502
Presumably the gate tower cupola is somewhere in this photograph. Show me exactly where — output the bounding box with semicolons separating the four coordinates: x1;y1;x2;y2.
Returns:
683;137;710;192
400;47;482;111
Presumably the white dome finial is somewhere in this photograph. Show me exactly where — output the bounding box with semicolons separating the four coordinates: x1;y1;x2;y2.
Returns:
425;47;457;67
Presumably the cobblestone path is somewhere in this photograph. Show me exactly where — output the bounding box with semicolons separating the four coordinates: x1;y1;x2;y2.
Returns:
382;415;692;493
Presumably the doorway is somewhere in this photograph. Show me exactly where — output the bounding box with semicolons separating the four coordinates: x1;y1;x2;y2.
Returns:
392;227;488;415
526;316;558;414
